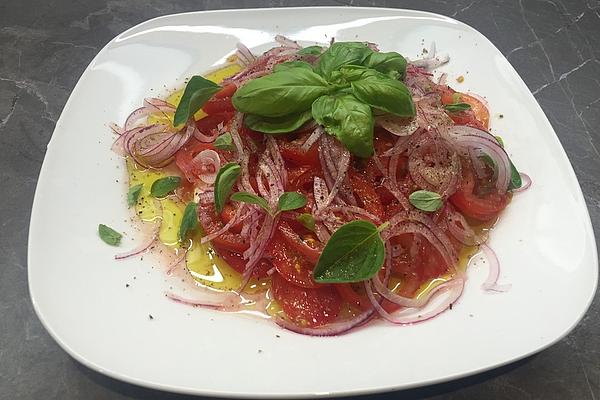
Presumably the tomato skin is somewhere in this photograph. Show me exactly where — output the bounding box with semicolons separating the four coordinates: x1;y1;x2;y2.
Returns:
349;171;384;221
268;236;318;288
450;168;509;221
271;273;342;327
279;140;320;167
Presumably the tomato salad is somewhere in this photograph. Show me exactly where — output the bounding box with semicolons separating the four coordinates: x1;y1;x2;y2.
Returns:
106;36;531;336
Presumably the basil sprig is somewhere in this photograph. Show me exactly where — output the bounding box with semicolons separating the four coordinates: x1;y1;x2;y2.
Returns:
231;41;414;158
214;163;241;213
98;224;122;246
179;202;199;241
173;76;221;127
409;190;443;212
491;135;522;190
150;176;181;197
313;220;387;283
213;132;234;150
127;183;143;207
230;191;307;216
443;102;471;113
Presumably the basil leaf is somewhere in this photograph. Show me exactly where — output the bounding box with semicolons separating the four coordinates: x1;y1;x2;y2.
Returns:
214;132;234;150
316;42;372;79
277;192;307;213
494;135;505;147
297;213;316;232
214;163;241;213
150;176;181;197
127;183;143;207
509;162;522;190
409;190;443;212
312;93;374;158
313;220;386;283
273;61;313;72
443;103;472;113
179;202;198;241
344;67;415;117
231;191;272;214
98;224;122;246
232;69;331;117
173;76;221;127
363;51;407;79
297;45;323;56
244;110;313;134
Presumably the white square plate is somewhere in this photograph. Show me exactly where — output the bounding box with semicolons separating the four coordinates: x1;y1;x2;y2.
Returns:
28;7;597;398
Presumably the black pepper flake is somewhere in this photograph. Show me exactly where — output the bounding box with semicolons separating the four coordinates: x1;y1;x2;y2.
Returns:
449;303;453;310
149;314;154;320
257;349;263;353
499;114;504;118
275;334;280;338
125;283;130;288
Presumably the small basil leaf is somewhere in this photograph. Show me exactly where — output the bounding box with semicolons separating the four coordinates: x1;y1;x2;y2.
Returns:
277;192;307;213
494;135;505;147
409;190;443;212
297;213;316;232
232;69;331;117
214;132;234;150
150;176;181;197
244;110;313;134
363;51;407;79
509;162;522;190
344;67;415;117
297;45;323;56
312;93;374;158
214;163;241;213
173;76;221;127
443;103;472;113
127;183;143;207
313;220;385;283
315;42;372;79
179;202;199;241
98;224;122;246
230;191;272;214
273;61;313;72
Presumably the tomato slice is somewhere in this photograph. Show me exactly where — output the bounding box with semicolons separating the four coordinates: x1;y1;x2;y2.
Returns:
335;284;370;311
278;135;320;167
217;249;272;278
277;221;322;264
440;87;489;129
201;84;237;115
198;202;249;253
268;236;318;288
271;273;342;327
349;171;384;221
175;141;216;183
195;112;234;135
450;168;509;221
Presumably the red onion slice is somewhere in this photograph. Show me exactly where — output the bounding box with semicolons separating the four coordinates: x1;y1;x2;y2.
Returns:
273;309;374;336
301;126;324;152
114;223;160;260
512;173;532;193
192;149;221;184
479;243;512;292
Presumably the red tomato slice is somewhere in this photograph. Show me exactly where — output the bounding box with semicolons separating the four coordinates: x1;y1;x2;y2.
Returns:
198;202;249;254
277;221;322;264
450;168;509;221
175;141;216;183
268;236;318;288
335;284;370;311
201;83;237;115
349;171;384;221
216;249;271;278
195;112;234;135
271;273;342;327
278;137;320;167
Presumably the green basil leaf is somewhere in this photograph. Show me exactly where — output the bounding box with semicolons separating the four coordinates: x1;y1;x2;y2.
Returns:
232;69;331;117
344;67;415;117
214;132;234;150
494;135;505;147
150;176;181;197
409;190;443;212
244;110;313;134
98;224;122;246
173;76;221;127
273;61;313;72
315;42;372;79
214;163;241;213
508;162;522;190
443;103;472;113
127;183;143;207
312;93;374;158
277;192;307;213
179;202;199;241
297;213;316;232
297;45;323;56
313;220;386;283
230;191;272;214
363;51;407;79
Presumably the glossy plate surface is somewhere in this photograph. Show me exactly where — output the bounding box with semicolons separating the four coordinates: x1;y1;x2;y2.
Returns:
28;7;598;398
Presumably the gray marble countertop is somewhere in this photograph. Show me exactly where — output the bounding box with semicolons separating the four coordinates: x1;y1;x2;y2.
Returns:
1;1;599;399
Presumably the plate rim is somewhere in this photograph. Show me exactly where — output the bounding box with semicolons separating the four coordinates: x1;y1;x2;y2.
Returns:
28;6;598;398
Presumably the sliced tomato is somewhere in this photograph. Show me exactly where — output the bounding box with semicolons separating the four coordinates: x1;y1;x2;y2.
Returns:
440;87;489;129
335;284;370;311
349;171;384;221
201;83;237;115
197;202;249;254
268;236;318;288
271;273;342;328
217;250;271;278
278;137;320;167
277;221;322;264
450;168;509;221
195;112;234;135
175;141;216;183
459;93;489;128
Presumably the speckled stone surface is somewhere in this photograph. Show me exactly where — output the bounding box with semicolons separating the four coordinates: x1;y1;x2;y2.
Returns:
1;1;598;399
